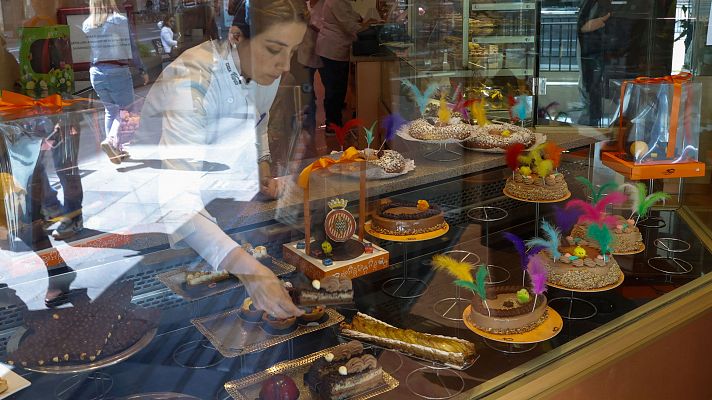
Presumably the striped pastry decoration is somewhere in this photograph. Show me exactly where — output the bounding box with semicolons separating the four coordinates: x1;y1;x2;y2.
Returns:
325;198;356;243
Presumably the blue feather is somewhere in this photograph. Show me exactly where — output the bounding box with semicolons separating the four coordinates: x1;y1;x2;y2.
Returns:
381;113;406;142
364;121;376;147
526;220;561;261
514;95;527;121
402;80;439;115
553;205;583;235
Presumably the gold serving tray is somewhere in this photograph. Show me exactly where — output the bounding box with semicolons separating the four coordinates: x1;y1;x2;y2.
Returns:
156;258;295;302
224;344;399;400
192;308;344;358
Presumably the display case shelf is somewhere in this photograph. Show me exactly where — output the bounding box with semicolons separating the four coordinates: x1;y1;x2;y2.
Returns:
471;35;534;44
471;2;536;11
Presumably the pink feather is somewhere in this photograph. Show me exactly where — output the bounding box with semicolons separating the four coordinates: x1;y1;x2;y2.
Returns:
566;199;601;225
527;255;548;295
594;191;627;214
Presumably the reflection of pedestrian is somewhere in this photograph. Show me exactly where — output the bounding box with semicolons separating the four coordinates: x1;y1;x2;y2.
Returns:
139;0;307;319
160;15;179;54
297;0;324;136
83;0;148;164
577;0;611;127
316;0;374;132
39;121;84;239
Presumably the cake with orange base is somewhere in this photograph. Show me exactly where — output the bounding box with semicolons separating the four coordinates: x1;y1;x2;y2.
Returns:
469;285;548;335
503;142;570;201
370;199;446;236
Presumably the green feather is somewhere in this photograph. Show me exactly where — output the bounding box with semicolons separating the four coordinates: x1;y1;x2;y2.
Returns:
594;182;619;203
638;192;670;217
364;121;377;147
575;176;594;200
587;224;613;256
474;265;489;299
454;280;478;292
634;182;648;214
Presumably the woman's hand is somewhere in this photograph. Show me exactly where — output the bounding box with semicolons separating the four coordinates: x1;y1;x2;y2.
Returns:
260;176;286;199
142;72;149;86
581;13;610;33
221;248;303;319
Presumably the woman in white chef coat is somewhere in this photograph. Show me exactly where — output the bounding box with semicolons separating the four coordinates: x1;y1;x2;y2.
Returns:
139;0;307;318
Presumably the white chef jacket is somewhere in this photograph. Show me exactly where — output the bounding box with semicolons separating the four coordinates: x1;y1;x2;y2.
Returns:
139;40;279;271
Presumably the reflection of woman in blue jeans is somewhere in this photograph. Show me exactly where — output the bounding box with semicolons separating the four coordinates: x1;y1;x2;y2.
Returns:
83;0;148;164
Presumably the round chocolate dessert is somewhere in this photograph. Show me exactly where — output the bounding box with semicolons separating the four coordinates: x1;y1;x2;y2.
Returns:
468;285;548;335
406;118;474;141
370;200;446;236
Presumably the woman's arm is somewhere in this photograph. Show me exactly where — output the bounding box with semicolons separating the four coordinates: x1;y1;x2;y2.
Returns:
161;27;178;48
329;0;363;37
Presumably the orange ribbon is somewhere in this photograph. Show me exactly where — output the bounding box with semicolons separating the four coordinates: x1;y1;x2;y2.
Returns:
619;73;692;158
0;91;87;120
298;146;365;189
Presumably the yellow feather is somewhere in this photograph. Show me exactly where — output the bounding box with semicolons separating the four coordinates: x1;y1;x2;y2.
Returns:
470;100;489;126
431;255;474;283
438;96;451;123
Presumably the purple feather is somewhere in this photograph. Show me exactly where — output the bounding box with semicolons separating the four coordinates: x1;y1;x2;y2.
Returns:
503;232;527;270
527;255;548;295
553;204;584;235
381;113;406;142
528;245;546;260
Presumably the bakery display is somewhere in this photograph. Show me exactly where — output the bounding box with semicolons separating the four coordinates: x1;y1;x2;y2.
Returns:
543;240;622;290
184;270;231;286
565;185;647;254
503;142;570;201
361;149;407;173
405;117;474;141
291;276;354;306
340;313;476;367
6;282;158;368
239;297;264;321
469;285;548;335
299;305;326;323
571;214;643;254
259;374;299;400
526;217;622;290
304;340;385;400
262;313;297;332
462;122;537;151
369;199;447;236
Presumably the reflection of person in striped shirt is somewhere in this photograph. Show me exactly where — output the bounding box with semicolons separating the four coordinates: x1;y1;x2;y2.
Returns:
138;0;308;319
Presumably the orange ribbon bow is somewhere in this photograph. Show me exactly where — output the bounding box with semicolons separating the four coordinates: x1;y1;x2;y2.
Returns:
298;146;365;189
0;91;86;120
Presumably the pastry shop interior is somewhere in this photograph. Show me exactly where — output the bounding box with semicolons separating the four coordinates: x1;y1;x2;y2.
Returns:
1;0;712;398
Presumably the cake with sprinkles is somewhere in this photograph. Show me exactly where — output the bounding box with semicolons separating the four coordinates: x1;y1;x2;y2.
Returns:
503;142;570;202
370;199;446;236
571;215;643;254
361;149;407;173
463;123;537;151
541;241;622;290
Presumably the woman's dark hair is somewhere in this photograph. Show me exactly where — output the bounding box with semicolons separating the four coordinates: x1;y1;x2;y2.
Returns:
228;0;306;39
162;14;174;29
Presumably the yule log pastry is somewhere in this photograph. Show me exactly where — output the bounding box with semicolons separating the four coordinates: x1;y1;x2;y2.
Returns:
341;312;476;367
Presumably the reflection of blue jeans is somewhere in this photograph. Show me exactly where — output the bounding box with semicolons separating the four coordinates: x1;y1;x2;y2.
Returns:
90;65;135;145
303;67;317;134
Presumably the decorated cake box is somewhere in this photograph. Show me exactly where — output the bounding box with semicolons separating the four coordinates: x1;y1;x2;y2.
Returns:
283;238;389;280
